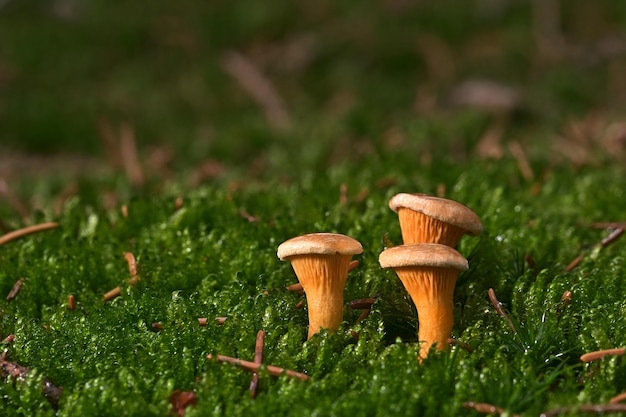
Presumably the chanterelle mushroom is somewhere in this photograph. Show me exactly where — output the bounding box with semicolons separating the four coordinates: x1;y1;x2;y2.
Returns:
277;233;363;340
379;243;468;359
388;193;483;247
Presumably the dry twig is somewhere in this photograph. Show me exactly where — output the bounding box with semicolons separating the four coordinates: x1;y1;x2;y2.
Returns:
221;51;290;130
349;295;379;328
6;278;24;301
0;353;62;408
124;251;140;285
103;287;122;302
564;254;584;272
610;392;626;405
476;122;505;160
0;222;59;246
508;140;534;181
96;117;123;169
355;309;371;324
174;197;184;210
488;288;516;332
448;338;474;353
382;233;396;249
556;290;572;314
463;401;512;416
600;227;625;247
96;118;145;187
198;317;227;326
349;297;378;310
249;330;266;398
540;403;626;416
119;122;145;188
67;294;76;311
239;209;258;223
436;183;446;198
375;177;397;189
207;354;309;381
565;226;625;272
169;390;197;417
52;182;79;217
580;348;625;363
0;178;29;222
124;251;138;276
339;183;348;205
590;222;626;229
187;160;224;187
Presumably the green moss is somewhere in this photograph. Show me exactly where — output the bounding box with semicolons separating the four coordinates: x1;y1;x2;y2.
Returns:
1;160;625;415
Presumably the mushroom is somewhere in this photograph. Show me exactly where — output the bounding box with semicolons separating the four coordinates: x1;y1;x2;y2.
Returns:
379;243;468;359
277;233;363;339
388;193;483;247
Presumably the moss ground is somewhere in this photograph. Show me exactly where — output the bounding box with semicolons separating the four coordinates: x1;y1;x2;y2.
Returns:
1;1;626;416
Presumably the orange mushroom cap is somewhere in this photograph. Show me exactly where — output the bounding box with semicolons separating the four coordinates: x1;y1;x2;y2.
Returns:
389;193;483;246
277;233;363;259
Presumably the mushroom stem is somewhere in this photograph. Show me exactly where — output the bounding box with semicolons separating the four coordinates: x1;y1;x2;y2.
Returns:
397;209;466;247
393;266;459;358
290;254;352;339
414;297;454;355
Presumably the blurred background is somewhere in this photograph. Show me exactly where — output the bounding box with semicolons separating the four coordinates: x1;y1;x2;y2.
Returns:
1;0;625;182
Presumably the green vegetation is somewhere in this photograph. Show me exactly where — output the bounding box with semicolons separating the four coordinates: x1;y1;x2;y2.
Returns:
1;1;626;416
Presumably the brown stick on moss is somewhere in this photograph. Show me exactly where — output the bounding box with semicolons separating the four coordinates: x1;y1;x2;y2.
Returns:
540;403;626;416
124;252;138;276
565;226;625;272
6;278;25;301
349;296;378;310
488;288;516;333
610;391;626;404
103;287;122;302
124;252;140;285
249;330;266;398
67;294;76;311
207;354;309;381
0;353;62;409
580;347;625;362
462;401;511;416
0;222;59;246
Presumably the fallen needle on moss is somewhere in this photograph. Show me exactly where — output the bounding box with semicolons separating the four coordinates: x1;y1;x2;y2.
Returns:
580;347;625;362
249;330;266;398
0;352;62;409
0;222;59;246
207;354;309;381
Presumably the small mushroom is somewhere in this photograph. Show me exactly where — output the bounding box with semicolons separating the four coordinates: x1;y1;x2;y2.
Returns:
277;233;363;339
388;193;483;247
379;243;468;359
